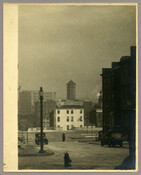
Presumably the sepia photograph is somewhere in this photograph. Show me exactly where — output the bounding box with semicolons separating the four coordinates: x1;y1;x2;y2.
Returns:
3;3;138;172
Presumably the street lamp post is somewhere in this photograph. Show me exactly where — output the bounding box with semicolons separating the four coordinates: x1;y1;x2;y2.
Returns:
39;87;45;153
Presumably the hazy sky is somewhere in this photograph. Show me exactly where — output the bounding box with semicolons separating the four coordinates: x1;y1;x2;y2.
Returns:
18;5;136;101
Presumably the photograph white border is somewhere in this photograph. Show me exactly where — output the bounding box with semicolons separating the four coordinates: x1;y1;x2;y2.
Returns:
3;3;138;172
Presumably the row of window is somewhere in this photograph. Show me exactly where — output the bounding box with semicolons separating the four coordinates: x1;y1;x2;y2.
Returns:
57;109;83;114
43;118;49;121
57;116;83;122
57;125;83;130
43;121;49;125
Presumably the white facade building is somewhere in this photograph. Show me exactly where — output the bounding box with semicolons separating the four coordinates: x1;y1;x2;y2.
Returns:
54;107;84;130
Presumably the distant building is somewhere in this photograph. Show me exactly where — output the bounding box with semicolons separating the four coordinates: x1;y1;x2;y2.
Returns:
19;91;33;115
18;90;56;115
56;99;91;127
18;114;34;131
96;91;102;108
67;80;76;100
18;90;56;131
18;90;33;131
32;91;56;103
89;109;96;125
95;108;102;127
83;101;93;126
95;91;103;127
54;105;84;130
88;92;102;127
34;100;56;128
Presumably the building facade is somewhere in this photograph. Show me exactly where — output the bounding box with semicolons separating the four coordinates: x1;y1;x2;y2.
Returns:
56;100;93;127
19;91;33;115
18;89;56;131
18;114;34;131
88;92;102;127
18;91;33;131
83;100;93;126
18;90;56;115
54;106;84;130
95;91;103;127
31;91;56;103
101;46;136;168
34;100;56;128
101;46;136;135
95;108;102;127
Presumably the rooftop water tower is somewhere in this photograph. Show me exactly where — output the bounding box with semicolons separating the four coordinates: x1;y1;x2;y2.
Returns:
67;80;76;100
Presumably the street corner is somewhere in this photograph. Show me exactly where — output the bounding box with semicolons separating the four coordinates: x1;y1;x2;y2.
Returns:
18;144;54;157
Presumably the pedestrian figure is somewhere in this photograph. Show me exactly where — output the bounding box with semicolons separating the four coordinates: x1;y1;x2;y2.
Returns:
62;133;66;142
64;152;72;167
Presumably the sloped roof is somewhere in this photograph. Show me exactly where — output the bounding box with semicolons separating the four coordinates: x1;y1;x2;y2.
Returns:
67;80;76;85
120;56;131;62
56;105;83;109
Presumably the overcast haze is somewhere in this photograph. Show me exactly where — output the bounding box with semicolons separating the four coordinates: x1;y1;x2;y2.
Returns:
18;5;136;101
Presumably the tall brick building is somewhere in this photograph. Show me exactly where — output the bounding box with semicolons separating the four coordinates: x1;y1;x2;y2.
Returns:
101;46;136;168
101;46;136;134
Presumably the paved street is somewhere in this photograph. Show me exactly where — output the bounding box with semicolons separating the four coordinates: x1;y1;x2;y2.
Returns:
19;141;129;170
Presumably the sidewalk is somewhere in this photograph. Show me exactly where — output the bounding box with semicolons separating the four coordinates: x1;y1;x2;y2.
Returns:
19;144;54;156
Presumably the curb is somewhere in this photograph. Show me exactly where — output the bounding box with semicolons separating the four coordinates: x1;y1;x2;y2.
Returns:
19;151;54;157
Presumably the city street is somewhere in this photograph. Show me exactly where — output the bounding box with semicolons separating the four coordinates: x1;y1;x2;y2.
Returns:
19;141;129;170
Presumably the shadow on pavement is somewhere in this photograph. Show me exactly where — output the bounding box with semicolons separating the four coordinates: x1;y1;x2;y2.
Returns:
115;156;135;170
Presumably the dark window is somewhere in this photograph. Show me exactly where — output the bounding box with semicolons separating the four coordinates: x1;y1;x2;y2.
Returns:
57;110;60;114
67;110;69;114
67;125;69;130
80;110;82;114
80;125;82;128
67;116;69;122
57;117;60;122
80;116;82;121
71;116;73;122
71;110;73;114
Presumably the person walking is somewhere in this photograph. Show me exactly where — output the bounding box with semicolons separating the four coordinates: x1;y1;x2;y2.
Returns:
62;133;66;142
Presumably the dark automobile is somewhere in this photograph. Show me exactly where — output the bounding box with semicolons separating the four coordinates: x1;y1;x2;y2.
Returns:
18;137;23;148
98;131;104;141
101;131;123;147
35;133;48;145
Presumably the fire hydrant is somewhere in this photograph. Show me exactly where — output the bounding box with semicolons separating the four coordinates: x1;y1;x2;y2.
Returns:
64;152;72;167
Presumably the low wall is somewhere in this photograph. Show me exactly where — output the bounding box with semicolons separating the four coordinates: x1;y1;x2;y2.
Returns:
18;128;102;143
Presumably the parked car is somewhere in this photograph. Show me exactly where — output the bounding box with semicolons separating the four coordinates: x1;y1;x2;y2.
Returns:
98;131;104;141
18;137;23;148
35;133;48;145
101;130;123;147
